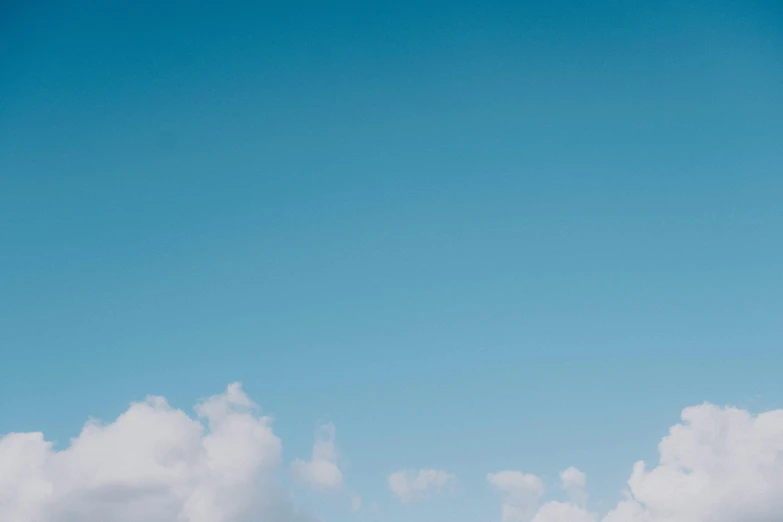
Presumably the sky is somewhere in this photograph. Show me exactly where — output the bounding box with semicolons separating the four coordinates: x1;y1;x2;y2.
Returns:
1;1;783;521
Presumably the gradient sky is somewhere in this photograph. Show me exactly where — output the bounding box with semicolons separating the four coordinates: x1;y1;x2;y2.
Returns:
2;1;782;521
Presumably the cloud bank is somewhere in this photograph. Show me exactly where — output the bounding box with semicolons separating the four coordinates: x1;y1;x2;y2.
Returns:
3;385;783;522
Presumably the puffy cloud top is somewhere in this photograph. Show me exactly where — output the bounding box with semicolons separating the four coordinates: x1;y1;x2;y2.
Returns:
0;384;309;522
290;423;344;492
609;402;783;522
559;467;587;507
487;471;544;522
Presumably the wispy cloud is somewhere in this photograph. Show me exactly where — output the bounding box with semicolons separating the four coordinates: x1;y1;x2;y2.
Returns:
388;468;456;503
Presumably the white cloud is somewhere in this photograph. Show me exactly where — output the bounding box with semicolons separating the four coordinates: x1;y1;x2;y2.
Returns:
290;423;344;492
388;469;456;503
289;422;361;513
489;402;783;522
601;500;650;522
603;402;783;522
559;467;587;507
488;468;594;522
350;492;362;512
0;383;314;522
487;471;544;522
532;501;595;522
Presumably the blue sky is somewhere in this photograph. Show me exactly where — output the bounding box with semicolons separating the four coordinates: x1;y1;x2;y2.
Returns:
1;2;782;521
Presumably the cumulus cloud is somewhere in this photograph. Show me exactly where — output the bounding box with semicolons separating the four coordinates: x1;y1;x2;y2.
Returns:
604;402;783;522
489;402;783;522
388;469;456;503
0;383;314;522
487;471;544;522
559;467;587;507
290;423;344;492
289;423;362;513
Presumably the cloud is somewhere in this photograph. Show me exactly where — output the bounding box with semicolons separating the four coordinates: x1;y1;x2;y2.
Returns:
486;469;597;522
0;383;314;522
532;501;595;522
350;492;362;512
489;402;783;522
388;469;456;503
603;402;783;522
559;467;587;507
487;471;544;522
289;422;362;513
5;386;782;522
290;423;344;492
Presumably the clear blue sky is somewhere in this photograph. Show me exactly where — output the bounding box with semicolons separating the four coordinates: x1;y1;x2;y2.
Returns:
1;1;782;521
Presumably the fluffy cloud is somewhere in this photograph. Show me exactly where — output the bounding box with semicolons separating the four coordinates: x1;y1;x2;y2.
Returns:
388;469;456;503
490;402;783;522
0;383;313;522
486;471;545;522
290;423;344;492
604;402;783;522
559;467;587;507
290;422;362;513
